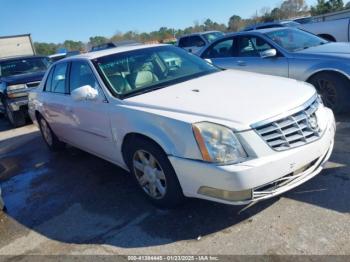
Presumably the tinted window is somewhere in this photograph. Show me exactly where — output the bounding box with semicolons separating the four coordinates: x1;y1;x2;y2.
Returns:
179;36;205;48
51;63;68;94
237;36;273;57
44;66;55;92
69;61;99;92
0;57;50;77
203;38;234;58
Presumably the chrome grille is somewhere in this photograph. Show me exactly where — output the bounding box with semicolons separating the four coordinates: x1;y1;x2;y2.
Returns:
254;98;321;151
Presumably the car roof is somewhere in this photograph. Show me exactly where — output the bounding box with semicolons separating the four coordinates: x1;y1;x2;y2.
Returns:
243;20;299;31
60;44;167;62
179;31;223;38
226;27;291;37
0;55;48;62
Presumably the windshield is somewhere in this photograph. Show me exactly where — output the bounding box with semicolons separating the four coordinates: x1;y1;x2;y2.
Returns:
94;45;219;98
265;28;328;52
0;57;50;77
203;32;225;43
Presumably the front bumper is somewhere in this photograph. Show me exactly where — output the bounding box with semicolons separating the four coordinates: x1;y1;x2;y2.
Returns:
169;108;335;205
7;97;29;112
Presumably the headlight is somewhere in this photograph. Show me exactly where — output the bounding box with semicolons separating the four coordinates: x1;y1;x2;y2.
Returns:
7;84;26;91
192;122;248;164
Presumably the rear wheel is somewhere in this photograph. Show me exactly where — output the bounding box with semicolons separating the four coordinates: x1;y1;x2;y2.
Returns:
38;116;65;151
125;137;185;208
308;72;350;114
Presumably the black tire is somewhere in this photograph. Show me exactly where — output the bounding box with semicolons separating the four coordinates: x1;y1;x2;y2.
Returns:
3;99;26;128
308;72;350;114
37;115;65;151
125;137;185;208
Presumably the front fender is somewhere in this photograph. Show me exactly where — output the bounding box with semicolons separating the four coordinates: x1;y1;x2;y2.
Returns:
110;106;203;165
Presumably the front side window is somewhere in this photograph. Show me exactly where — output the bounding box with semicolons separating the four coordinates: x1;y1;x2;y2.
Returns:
69;61;99;92
50;63;68;94
0;57;50;77
265;28;328;52
203;38;234;58
237;36;273;57
94;46;218;97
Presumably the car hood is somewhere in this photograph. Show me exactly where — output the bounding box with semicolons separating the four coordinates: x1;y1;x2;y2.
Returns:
0;71;46;85
124;70;316;130
297;42;350;55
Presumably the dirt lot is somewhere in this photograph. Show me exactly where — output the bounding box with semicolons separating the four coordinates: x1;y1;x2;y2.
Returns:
0;113;349;256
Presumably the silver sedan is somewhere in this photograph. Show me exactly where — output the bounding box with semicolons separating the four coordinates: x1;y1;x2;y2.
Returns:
199;28;350;113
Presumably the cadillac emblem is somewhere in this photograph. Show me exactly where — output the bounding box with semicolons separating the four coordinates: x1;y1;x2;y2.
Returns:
307;113;319;132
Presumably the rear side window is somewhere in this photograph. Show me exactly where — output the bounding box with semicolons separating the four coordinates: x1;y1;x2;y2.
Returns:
50;63;68;93
69;61;99;92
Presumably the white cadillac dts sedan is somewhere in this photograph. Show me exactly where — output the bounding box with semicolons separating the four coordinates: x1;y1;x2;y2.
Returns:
28;44;335;208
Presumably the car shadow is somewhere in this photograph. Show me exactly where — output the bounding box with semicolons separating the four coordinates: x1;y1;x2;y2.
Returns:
0;113;349;248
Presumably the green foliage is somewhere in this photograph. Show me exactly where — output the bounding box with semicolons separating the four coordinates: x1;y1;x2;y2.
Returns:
34;42;58;56
89;36;108;46
310;0;345;15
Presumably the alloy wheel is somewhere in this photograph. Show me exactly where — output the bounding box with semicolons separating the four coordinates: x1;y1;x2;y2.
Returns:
132;150;167;199
316;79;337;109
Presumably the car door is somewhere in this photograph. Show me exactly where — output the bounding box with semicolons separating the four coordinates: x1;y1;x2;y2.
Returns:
233;35;289;77
64;60;118;161
40;62;72;139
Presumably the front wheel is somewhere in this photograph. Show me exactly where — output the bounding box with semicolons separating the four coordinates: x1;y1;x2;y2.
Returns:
125;138;185;208
38;116;65;151
308;72;350;114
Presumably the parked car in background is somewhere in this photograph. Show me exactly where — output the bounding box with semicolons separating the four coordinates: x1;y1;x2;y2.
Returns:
200;27;350;113
177;31;224;54
0;55;51;127
298;9;350;42
243;20;300;31
49;51;80;62
90;40;141;52
29;44;335;208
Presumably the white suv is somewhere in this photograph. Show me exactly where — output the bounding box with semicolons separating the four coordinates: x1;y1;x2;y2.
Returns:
28;44;335;208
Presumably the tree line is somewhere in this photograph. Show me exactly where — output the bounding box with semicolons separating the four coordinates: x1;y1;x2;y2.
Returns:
34;0;350;56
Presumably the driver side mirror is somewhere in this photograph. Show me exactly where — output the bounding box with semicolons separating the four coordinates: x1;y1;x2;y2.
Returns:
71;85;99;101
260;49;277;58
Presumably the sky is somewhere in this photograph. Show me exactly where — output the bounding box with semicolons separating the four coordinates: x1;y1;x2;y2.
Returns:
0;0;317;43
